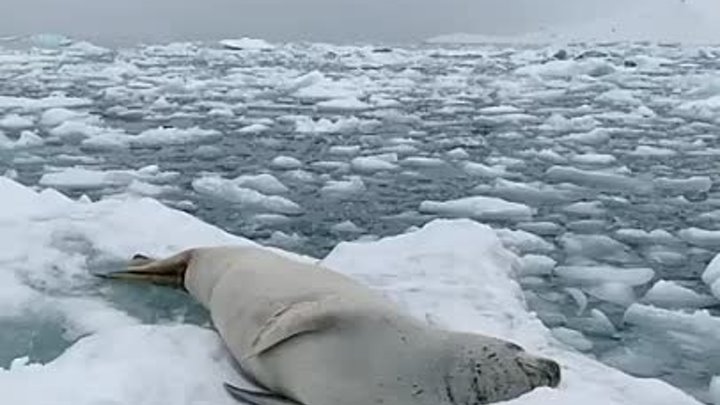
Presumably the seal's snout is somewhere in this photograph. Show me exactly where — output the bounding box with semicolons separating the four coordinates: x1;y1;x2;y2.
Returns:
539;358;561;388
516;355;562;389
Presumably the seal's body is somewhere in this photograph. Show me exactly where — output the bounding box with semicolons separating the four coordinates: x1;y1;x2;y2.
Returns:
107;246;560;405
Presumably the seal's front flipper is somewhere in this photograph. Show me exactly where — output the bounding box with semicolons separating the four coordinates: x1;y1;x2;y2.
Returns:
224;383;303;405
247;296;341;358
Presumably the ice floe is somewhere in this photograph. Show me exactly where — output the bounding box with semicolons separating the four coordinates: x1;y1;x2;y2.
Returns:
0;178;703;405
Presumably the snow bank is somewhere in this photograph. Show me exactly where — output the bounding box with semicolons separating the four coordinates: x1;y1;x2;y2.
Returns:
0;177;703;405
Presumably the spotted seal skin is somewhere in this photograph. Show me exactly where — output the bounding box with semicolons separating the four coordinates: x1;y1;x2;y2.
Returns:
103;246;561;405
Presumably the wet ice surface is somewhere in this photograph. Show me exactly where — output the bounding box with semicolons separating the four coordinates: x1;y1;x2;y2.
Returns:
1;36;720;402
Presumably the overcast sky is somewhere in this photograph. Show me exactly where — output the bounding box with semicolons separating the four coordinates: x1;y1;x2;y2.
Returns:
2;0;627;45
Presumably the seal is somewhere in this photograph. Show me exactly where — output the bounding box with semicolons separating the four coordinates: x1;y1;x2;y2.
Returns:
103;246;560;405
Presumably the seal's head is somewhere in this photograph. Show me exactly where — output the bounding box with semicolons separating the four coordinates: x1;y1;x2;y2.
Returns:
445;333;561;404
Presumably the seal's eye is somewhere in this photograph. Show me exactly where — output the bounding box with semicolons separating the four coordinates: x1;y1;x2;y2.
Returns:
505;342;524;352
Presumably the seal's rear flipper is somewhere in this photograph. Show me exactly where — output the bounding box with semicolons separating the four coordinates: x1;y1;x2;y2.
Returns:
224;383;303;405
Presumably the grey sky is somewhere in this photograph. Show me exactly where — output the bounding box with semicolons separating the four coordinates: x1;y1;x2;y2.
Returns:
3;0;622;45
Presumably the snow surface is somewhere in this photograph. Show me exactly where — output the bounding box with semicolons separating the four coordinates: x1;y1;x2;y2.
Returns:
0;177;703;405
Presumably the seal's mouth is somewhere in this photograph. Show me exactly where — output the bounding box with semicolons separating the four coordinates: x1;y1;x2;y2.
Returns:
516;357;561;389
97;254;187;289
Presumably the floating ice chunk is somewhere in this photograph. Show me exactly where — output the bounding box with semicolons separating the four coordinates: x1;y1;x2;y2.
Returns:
496;228;554;254
270;156;302;170
711;377;720;405
15;131;44;148
516;59;615;78
67;40;109;55
630;145;678;157
486;179;577;204
644;247;686;266
0;95;91;110
704;254;720;299
80;131;131;150
0;130;43;149
564;288;588;315
401;156;446;168
572;309;618;337
555;265;654;287
419;196;534;221
238;123;269;134
316;97;371;110
328;145;361;156
540;114;599;133
623;304;720;368
596;89;641;106
220;37;275;50
320;176;366;199
518;221;564;236
126;180;175;197
699;210;720;223
192;176;302;215
277;71;325;94
703;254;720;286
561;233;637;264
560;128;611;145
655;176;712;195
563;201;604;217
331;220;364;234
294;115;368;134
600;346;668;379
615;229;678;245
551;327;593;352
311;161;350;172
250;213;292;228
675;95;720;122
546;166;652;193
132;127;221;146
351;156;398;173
283;169;316;183
462;161;507;178
571;153;616;165
0;114;34;129
642;280;716;309
586;282;637;306
487;156;525;169
266;231;306;250
294;76;362;100
233;174;288;195
519;254;556;276
39;108;85;127
49;121;104;139
478;105;522;115
679;228;720;248
534;148;567;163
39;166;176;190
